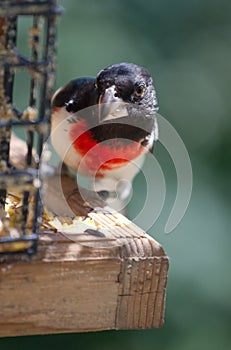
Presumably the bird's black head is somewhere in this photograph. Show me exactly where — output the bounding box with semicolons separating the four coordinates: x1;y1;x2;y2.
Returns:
96;62;158;121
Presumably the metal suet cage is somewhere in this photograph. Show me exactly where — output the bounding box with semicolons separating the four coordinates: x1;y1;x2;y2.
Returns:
0;0;62;254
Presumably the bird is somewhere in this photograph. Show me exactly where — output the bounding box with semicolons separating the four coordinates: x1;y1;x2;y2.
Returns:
51;62;159;211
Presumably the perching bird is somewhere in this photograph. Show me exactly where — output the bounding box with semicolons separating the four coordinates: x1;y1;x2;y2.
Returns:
51;62;159;211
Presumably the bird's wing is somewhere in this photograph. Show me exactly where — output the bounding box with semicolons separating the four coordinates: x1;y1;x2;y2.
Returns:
151;115;159;153
141;115;158;153
51;77;97;110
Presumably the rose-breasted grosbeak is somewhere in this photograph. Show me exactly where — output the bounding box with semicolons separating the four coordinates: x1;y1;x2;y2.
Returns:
51;62;158;209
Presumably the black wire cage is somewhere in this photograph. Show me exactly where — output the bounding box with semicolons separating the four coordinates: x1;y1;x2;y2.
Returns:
0;0;62;254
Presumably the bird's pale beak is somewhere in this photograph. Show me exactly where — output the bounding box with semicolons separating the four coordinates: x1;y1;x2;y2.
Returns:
98;85;128;122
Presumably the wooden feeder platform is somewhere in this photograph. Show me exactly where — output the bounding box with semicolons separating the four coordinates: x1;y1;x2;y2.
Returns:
0;174;169;337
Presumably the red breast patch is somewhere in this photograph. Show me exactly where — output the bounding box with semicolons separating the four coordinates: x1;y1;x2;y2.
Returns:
70;120;145;177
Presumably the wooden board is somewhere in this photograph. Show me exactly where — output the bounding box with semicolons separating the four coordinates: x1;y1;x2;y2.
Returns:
0;208;169;337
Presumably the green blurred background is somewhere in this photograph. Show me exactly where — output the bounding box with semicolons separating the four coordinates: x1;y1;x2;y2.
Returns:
1;0;231;349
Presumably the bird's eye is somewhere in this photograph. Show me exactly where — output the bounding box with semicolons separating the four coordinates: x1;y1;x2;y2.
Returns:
134;83;146;98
